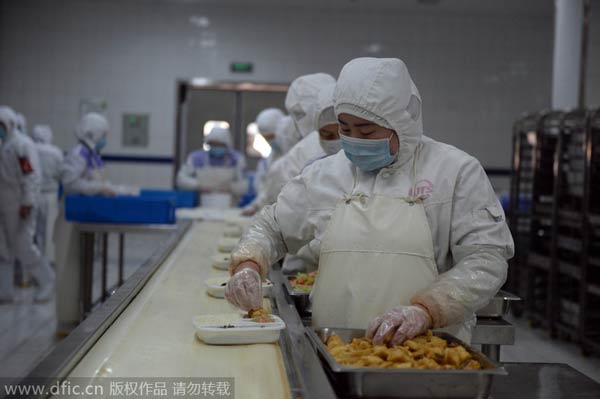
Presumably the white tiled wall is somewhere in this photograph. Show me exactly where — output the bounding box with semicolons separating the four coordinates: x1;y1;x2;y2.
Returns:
0;0;556;188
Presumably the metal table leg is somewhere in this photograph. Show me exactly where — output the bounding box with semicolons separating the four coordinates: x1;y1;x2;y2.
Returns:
80;231;95;319
481;344;501;362
118;233;125;286
102;233;108;301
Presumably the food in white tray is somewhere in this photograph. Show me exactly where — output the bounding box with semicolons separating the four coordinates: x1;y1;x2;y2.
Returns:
218;238;238;253
192;309;285;345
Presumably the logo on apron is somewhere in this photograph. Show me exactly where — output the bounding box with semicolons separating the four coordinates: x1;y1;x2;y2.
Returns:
408;179;433;198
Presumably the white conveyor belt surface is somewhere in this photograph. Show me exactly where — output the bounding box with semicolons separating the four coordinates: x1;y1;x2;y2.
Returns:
66;221;290;399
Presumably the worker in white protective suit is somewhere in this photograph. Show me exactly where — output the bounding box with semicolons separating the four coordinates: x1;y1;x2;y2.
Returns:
242;115;299;216
242;73;336;218
253;78;342;274
176;126;247;208
252;108;285;194
55;112;118;334
0;106;55;303
225;58;514;345
31;125;64;262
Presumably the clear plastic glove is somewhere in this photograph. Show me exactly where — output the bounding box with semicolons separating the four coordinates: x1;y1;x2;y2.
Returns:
224;268;263;311
366;305;432;346
241;205;258;217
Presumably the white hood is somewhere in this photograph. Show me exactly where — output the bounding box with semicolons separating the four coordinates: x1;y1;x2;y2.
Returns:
256;108;284;136
285;73;336;138
32;125;54;144
315;82;337;131
334;57;423;168
206;126;232;148
0;106;18;142
75;113;109;149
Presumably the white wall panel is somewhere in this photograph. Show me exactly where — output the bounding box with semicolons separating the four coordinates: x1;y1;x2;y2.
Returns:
0;0;556;187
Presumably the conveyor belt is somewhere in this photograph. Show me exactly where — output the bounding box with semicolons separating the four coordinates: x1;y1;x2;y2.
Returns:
66;221;290;399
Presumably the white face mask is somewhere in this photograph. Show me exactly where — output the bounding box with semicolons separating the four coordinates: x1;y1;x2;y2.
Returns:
319;138;342;155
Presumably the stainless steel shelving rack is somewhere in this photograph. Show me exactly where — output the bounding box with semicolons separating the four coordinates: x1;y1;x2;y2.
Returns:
549;110;588;340
512;108;600;355
580;108;600;355
524;111;564;327
507;113;538;315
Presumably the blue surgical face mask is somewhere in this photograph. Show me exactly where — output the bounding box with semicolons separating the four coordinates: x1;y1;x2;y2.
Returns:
95;137;107;152
210;146;228;158
340;134;396;172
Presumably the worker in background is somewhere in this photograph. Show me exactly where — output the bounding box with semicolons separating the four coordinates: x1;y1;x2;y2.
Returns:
15;111;44;288
242;115;299;216
55;112;117;335
31;125;64;262
0;106;55;304
225;58;514;345
252;108;285;196
242;73;336;218
248;77;341;274
176;126;247;208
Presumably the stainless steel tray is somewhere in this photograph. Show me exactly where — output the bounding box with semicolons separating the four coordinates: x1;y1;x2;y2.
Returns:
476;290;521;318
283;275;312;315
306;327;507;399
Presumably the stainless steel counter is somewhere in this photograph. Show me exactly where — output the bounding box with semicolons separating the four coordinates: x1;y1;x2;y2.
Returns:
13;217;600;399
490;363;600;399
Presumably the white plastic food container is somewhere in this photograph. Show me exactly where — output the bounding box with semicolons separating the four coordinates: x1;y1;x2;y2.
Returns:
212;253;231;270
205;276;273;298
192;314;286;345
224;216;250;228
218;238;238;253
223;225;243;238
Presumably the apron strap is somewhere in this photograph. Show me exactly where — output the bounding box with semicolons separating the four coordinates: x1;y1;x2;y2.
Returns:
404;142;424;204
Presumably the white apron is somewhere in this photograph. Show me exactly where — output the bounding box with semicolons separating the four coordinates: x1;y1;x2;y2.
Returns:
311;146;472;342
196;166;235;209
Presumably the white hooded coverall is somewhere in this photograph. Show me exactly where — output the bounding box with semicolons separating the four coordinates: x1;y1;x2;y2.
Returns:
176;127;247;208
253;108;285;194
253;74;336;210
0;106;55;302
32;125;63;261
230;58;514;341
55;112;112;330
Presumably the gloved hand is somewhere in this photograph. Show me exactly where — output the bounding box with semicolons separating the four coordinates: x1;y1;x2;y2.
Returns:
241;205;258;217
101;187;117;197
224;266;263;311
366;305;432;346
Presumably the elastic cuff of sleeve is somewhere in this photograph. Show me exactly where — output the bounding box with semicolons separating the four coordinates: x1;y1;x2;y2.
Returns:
229;255;268;279
411;294;445;328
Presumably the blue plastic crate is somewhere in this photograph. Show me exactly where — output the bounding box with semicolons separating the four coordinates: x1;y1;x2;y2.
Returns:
65;194;176;224
139;189;198;208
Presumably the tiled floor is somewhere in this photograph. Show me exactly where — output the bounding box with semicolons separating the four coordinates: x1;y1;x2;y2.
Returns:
0;232;168;379
503;314;600;382
1;233;599;383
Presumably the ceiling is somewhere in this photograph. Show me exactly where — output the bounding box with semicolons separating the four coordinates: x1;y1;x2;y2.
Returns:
117;0;554;16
